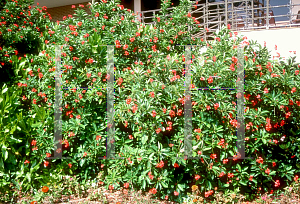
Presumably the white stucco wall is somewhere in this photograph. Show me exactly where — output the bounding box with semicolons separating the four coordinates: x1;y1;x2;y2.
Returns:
239;27;300;64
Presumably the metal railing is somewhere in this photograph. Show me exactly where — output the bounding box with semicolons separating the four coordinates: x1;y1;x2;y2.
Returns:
140;0;300;41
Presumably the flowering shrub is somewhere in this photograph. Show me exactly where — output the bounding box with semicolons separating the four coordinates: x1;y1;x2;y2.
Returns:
0;0;51;87
1;0;300;203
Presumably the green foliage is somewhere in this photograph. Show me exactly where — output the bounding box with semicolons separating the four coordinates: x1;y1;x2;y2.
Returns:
0;0;51;87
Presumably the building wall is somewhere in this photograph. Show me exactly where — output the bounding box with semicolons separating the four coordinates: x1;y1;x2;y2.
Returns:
240;27;300;63
45;2;91;22
32;0;90;8
292;0;300;20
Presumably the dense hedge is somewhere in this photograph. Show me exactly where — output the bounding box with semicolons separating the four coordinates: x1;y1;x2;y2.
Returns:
0;0;299;203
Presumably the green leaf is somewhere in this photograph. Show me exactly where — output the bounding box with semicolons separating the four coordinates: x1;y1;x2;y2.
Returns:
240;181;247;186
79;159;85;167
161;181;168;188
3;150;8;161
26;172;31;183
177;183;184;191
141;135;148;145
142;179;146;189
237;164;242;172
2;87;8;94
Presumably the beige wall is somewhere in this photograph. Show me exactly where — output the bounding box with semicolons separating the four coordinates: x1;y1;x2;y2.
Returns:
292;0;300;20
31;0;90;9
240;27;300;63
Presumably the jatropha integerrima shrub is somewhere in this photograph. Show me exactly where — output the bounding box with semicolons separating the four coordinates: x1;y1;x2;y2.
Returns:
0;0;51;87
2;0;300;203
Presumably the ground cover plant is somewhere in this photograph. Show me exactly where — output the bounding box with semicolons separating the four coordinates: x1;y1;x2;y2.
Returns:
0;0;300;203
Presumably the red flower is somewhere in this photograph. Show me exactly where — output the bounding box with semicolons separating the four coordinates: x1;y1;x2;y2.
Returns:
265;168;270;175
208;76;213;84
291;87;296;93
68;132;75;137
31;140;37;146
232;56;238;64
42;186;49;193
148;172;154;180
218;139;225;146
126;98;132;104
150;91;155;98
223;159;228;164
149;188;157;194
285;111;291;119
264;88;268;94
156;160;164;168
228;173;234;178
169;110;176;118
124;183;129;188
177;109;183;116
174;163;179;168
266;123;272;132
117;78;123;86
44;160;49;167
213;56;216;62
214;103;219;110
294;175;299;182
156;128;161;134
68;163;72;168
219;172;225;177
256;157;263;164
174;191;179;196
63;139;69;148
227;24;231;29
195;174;200;180
249;175;253;181
210;154;217;159
206;105;211;110
272;162;276;167
76;115;81;119
274;180;280;187
24;160;30;164
230;63;235;71
295;70;299;75
38;73;43;79
152;110;156;117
